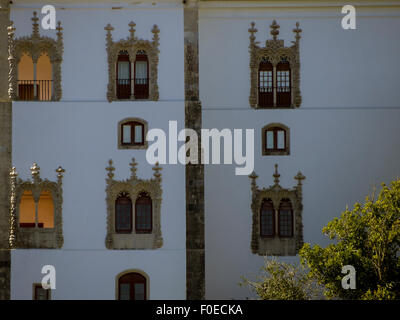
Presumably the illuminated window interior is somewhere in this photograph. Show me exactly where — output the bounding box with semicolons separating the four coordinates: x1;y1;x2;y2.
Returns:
38;190;54;228
19;190;36;227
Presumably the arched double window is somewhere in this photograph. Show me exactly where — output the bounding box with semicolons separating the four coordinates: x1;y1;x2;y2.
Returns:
118;118;148;149
262;123;290;156
257;57;292;108
118;272;147;300
260;199;274;237
278;199;294;237
115;50;149;100
115;193;132;233
114;192;152;234
19;190;54;228
258;198;294;238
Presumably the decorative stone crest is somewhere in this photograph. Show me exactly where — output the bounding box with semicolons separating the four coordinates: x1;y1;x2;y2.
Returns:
249;164;305;256
249;20;302;108
9;163;65;249
105;159;163;249
8;12;63;101
105;22;160;102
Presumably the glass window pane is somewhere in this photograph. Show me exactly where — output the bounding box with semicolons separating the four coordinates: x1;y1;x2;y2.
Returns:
118;61;130;80
119;283;130;300
116;199;132;232
266;131;274;149
277;130;285;149
134;125;143;143
122;125;131;144
135;61;148;79
134;283;145;300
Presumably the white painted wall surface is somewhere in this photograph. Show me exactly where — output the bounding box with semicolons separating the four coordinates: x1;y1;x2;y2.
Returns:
11;1;186;300
199;3;400;299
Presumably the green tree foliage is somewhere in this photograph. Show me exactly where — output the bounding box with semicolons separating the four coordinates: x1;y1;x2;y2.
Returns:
240;256;323;300
300;180;400;299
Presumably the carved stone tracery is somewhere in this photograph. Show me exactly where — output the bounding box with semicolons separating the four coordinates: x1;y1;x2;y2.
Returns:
249;20;302;108
105;159;163;249
8;12;63;101
249;164;305;256
9;163;65;249
105;22;160;102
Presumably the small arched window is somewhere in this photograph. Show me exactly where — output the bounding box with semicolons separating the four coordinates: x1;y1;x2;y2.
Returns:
118;272;147;300
116;50;131;99
134;50;149;99
118;118;148;149
276;59;291;107
121;121;144;146
115;193;132;233
278;199;293;237
258;58;274;108
262;123;290;156
135;193;152;233
260;199;274;237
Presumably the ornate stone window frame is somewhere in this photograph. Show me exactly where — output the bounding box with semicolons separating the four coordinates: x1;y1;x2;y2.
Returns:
8;11;63;101
249;164;305;256
105;22;160;102
262;123;290;156
9;163;65;249
249;20;302;109
118;117;148;150
105;158;163;250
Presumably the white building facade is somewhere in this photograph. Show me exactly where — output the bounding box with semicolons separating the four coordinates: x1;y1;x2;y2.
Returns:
1;0;399;300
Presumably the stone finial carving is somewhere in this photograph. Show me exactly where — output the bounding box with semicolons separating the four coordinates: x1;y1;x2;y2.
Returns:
249;20;302;108
9;163;65;249
105;159;163;250
8;11;64;101
104;21;160;102
248;164;305;256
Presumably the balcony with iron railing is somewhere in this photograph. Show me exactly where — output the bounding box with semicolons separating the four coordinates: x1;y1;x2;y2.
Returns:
116;78;149;100
17;80;53;101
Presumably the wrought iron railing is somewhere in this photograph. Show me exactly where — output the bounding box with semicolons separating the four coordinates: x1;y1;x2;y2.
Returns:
18;80;53;101
116;78;149;100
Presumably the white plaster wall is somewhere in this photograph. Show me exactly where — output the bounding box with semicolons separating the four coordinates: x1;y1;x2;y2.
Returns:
11;1;186;300
199;3;400;299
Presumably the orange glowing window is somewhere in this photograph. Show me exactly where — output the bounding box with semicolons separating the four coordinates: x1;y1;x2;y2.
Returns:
19;191;36;228
38;190;54;228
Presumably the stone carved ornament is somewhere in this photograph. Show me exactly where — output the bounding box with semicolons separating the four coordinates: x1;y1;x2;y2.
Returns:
9;163;65;249
249;20;302;108
249;164;305;256
105;158;163;249
8;11;63;101
105;22;160;102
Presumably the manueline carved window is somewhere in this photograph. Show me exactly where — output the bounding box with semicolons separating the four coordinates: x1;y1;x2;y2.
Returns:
105;21;159;102
9;163;65;249
249;164;305;256
249;20;302;108
105;158;162;250
8;12;63;101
